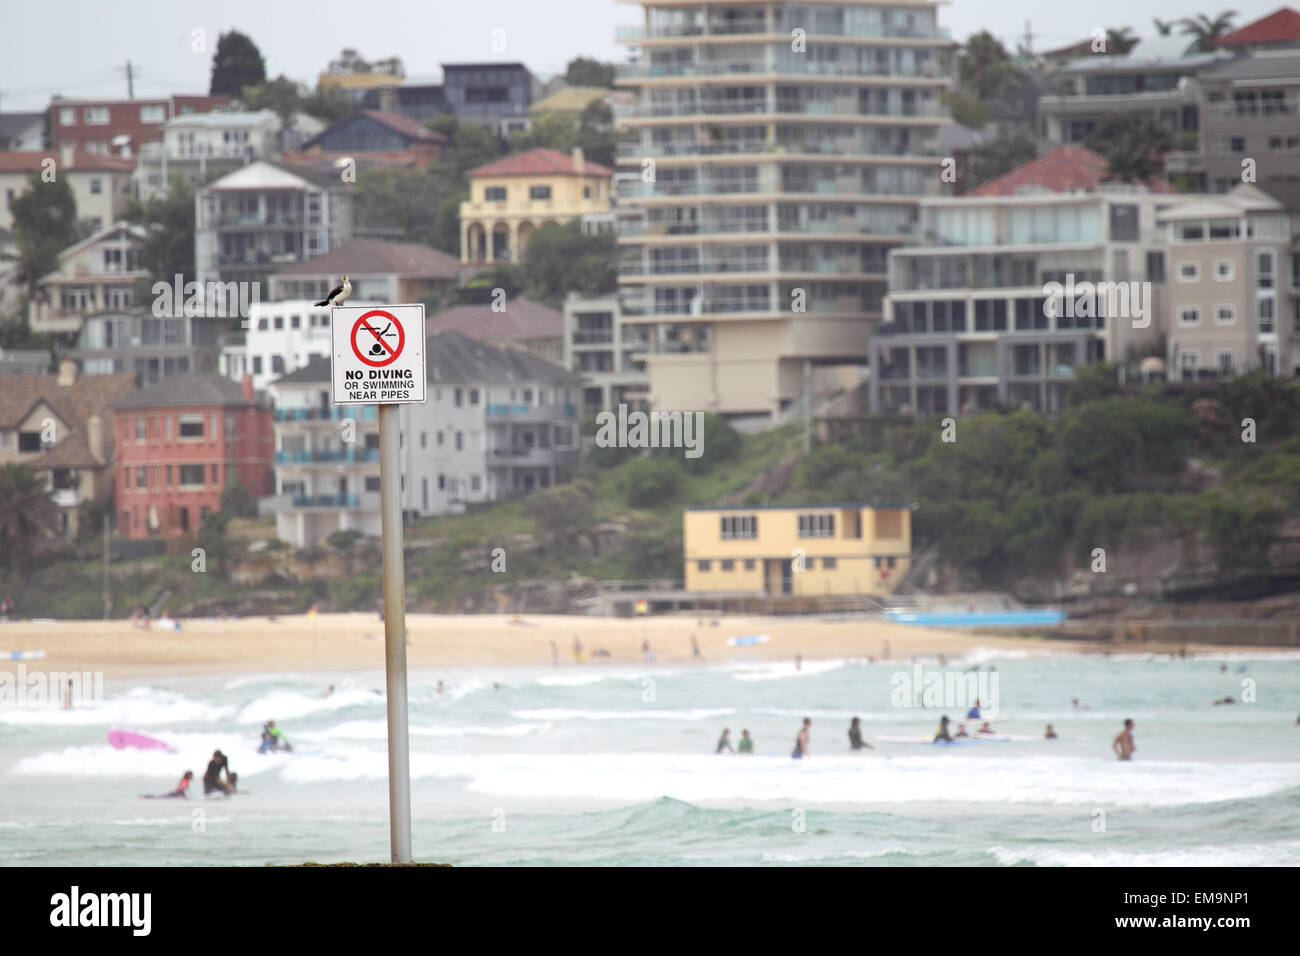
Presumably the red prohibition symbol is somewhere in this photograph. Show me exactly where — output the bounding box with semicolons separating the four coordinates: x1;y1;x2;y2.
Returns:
350;310;405;367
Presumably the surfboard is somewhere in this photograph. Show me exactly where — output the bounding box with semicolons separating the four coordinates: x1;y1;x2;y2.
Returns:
874;734;1010;745
108;729;175;752
726;634;771;647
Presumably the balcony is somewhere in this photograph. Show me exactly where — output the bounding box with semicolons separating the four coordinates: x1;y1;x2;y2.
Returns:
274;406;378;422
275;448;380;464
485;402;577;422
1165;151;1204;174
489;446;580;467
572;329;615;344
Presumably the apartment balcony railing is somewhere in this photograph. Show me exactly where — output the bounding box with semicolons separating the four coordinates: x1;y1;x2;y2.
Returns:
620;256;773;276
275;448;380;464
292;493;359;508
485;402;578;421
1164;150;1205;174
1206;98;1300;120
572;329;615;344
619;23;952;44
208;214;307;228
274;406;378;422
617;57;947;81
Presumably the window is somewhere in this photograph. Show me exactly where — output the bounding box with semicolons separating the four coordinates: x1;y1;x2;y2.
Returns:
438;474;446;490
271;356;285;374
1214;260;1234;281
1178;306;1200;326
178;465;204;486
274;316;284;330
84;107;109;125
365;476;380;492
290;315;300;329
1177;262;1200;282
798;513;835;538
1215;305;1235;325
136;466;148;487
437;431;444;446
59;108;76;126
720;559;734;571
744;559;756;571
135;417;145;440
1258;297;1275;333
484;186;506;201
1257;250;1275;289
455;431;463;450
454;388;463;407
165;465;173;486
257;318;269;331
1179;351;1199;380
89;179;102;194
469;389;480;405
140;104;165;123
471;475;482;492
210;464;218;484
1217;351;1234;377
420;431;427;449
529;185;552;200
179;414;204;438
698;560;712;572
720;515;757;539
822;557;838;570
252;356;263;374
18;431;41;453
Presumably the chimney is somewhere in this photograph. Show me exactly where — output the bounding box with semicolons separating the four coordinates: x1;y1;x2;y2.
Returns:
57;357;78;386
60;143;75;170
572;146;584;173
87;413;104;463
241;373;255;401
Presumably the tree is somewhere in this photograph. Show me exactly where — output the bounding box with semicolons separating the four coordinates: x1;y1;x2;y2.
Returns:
210;30;266;97
219;473;257;518
1153;18;1176;36
122;175;196;287
1105;27;1140;55
0;463;61;573
621;457;681;507
966;124;1038;189
9;174;80;296
1179;11;1238;52
564;57;616;88
241;74;301;126
1084;116;1173;182
958;31;1021;101
519;221;617;304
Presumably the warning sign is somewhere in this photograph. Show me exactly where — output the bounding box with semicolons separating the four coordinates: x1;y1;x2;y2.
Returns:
331;304;426;405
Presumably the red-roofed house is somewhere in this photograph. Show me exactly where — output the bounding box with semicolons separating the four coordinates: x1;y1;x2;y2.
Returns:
1213;7;1300;51
966;145;1181;197
425;297;564;364
0;147;134;233
460;147;612;264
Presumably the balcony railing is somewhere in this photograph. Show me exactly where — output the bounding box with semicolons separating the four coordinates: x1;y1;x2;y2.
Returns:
618;57;947;81
275;448;379;464
274;406;378;422
292;493;359;508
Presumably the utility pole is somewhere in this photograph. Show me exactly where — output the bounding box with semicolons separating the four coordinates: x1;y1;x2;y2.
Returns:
125;60;134;99
102;514;111;619
802;359;812;453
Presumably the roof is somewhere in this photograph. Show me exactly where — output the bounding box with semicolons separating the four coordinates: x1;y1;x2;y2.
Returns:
1042;38;1095;58
426;329;581;385
38;221;147;283
1214;7;1300;46
967;145;1180;196
1199;49;1300;81
165;110;278;129
202;159;338;191
0;370;137;467
685;504;907;512
272;238;459;279
357;110;446;143
110;372;254;409
528;87;609;114
469;147;612;179
424;297;563;342
0;112;43;139
269;355;332;386
278;150;433;174
1157;183;1285;220
0;151;135;173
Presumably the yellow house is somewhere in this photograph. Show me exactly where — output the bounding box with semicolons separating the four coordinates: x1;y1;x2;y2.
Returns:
683;505;912;598
460;147;611;264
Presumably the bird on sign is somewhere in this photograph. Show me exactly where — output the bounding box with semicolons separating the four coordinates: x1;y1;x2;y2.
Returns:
315;275;352;307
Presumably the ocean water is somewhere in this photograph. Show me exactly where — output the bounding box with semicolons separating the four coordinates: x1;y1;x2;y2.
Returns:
3;648;1299;866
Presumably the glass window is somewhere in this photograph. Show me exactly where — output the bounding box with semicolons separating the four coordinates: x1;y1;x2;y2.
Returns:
797;513;835;538
179;464;204;485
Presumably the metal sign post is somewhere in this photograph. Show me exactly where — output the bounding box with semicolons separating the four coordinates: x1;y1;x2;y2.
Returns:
331;303;425;863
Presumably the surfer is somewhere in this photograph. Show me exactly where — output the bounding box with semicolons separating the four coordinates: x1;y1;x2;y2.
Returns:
1112;719;1136;761
791;717;811;759
143;771;193;799
966;699;981;719
203;750;236;795
259;720;291;753
933;715;954;742
847;717;873;750
715;728;735;754
954;723;969;738
975;721;996;735
1213;696;1236;705
1045;724;1058;739
738;729;754;754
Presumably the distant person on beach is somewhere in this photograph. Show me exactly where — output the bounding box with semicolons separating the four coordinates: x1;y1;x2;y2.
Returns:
322;685;334;698
738;729;754;754
0;594;12;620
716;728;734;754
795;655;802;672
791;718;811;759
642;640;656;663
691;635;701;661
882;639;890;660
847;717;873;750
954;723;969;739
1045;724;1058;739
551;641;559;667
203;750;236;795
259;720;291;753
1112;719;1136;761
143;771;193;799
966;699;981;719
572;637;585;663
933;715;954;743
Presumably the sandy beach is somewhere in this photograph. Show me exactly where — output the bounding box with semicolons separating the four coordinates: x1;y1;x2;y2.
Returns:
0;611;1249;679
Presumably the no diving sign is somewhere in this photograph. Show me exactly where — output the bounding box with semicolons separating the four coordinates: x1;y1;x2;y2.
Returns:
331;304;426;405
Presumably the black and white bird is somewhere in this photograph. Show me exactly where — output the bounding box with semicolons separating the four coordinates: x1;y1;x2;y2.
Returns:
314;275;352;308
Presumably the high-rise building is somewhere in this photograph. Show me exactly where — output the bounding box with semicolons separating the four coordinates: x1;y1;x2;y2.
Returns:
614;0;955;423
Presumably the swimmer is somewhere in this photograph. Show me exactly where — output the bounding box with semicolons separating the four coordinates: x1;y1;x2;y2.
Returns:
933;715;954;743
1045;724;1058;739
1112;719;1136;761
738;729;754;754
954;723;969;739
847;717;873;750
715;728;735;754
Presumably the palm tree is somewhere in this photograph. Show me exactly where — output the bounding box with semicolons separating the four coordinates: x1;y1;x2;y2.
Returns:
1179;11;1239;52
1153;18;1176;36
959;31;1020;101
1106;27;1140;55
0;463;61;573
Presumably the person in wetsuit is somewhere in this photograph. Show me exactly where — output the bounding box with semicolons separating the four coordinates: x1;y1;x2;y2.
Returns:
204;750;236;795
848;717;873;750
259;720;292;753
934;715;954;743
716;728;735;753
143;771;193;799
791;717;811;759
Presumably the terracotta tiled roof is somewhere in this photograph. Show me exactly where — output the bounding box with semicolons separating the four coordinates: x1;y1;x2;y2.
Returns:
29;430;101;469
967;145;1180;196
273;238;459;279
424;297;563;342
0;151;135;173
1214;7;1300;45
470;147;612;179
0;369;137;468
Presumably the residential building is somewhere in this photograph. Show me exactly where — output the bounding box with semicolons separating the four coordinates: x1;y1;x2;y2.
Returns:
0;148;134;233
263;331;581;546
1037;36;1229;148
133;110;286;200
1197;51;1300;204
28;222;147;335
0;360;137;536
301;109;446;159
425;297;565;364
0;258;27;323
460;147;613;263
48;94;231;156
1039;38;1098;74
683;504;912;597
563;291;651;414
195;160;355;287
358;77;450;122
217;298;384;391
0;112;44;151
110;373;274;539
267;238;460;305
1156;184;1300;380
872;146;1184;415
527;86;613;118
0;347;47;374
442;62;539;135
66;310;221;387
317;71;403;103
614;0;956;423
1212;7;1300;53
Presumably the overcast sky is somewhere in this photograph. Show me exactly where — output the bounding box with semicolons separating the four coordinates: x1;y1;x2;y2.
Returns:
0;0;1285;112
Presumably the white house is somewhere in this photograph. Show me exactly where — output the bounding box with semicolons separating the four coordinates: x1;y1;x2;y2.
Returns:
219;298;383;392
